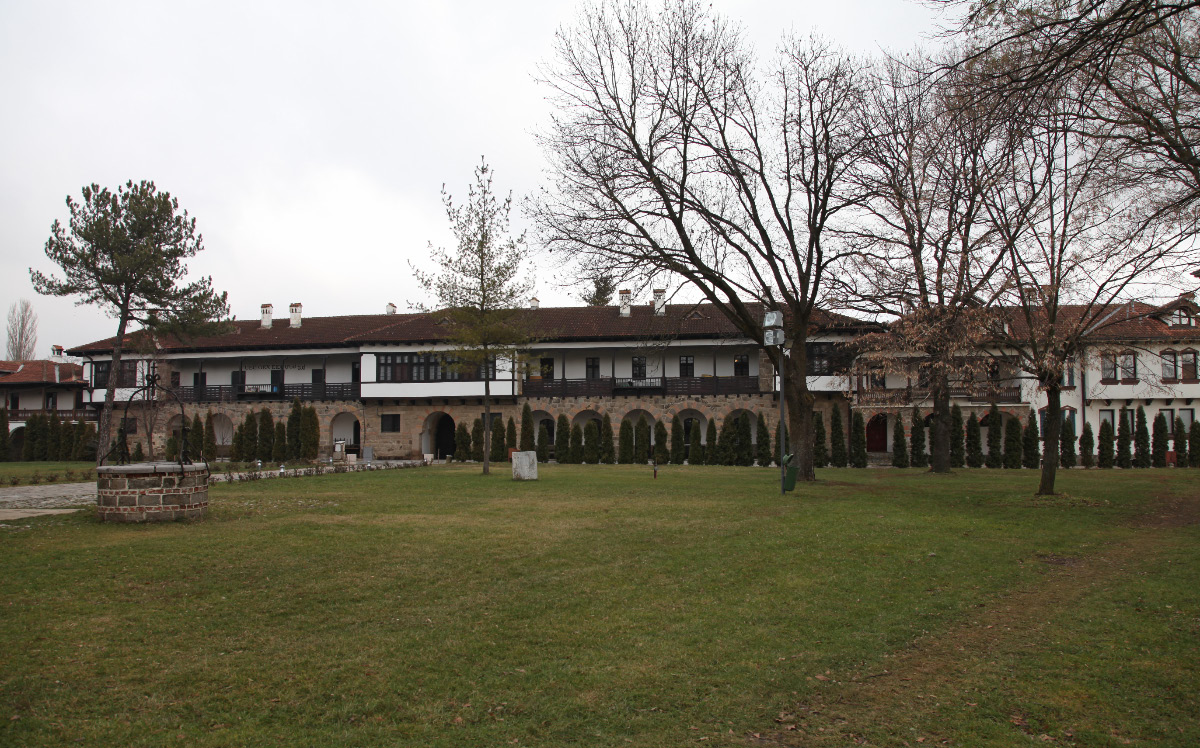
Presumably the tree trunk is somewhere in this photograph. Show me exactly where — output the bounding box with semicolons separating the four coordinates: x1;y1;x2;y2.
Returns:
482;356;492;476
783;343;816;482
929;370;951;473
96;316;130;465
1037;383;1061;495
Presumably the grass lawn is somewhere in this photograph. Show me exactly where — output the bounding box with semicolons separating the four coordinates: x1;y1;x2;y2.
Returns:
1;465;1196;747
0;461;95;484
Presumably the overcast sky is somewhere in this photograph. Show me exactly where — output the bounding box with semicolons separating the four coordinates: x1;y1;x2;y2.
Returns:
1;0;947;357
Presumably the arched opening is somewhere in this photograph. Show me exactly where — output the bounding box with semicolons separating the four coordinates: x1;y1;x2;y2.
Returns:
421;412;457;460
165;414;184;442
530;410;554;445
622;409;657;441
330;412;360;456
674;408;708;460
725;408;758;444
572;409;604;430
210;413;235;450
866;413;888;452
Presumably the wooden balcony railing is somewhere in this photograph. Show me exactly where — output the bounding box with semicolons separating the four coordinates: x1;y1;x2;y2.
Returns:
524;375;761;398
8;409;98;421
171;383;361;403
856;385;1023;405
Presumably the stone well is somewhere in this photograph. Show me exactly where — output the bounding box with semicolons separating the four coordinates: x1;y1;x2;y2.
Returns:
95;462;210;523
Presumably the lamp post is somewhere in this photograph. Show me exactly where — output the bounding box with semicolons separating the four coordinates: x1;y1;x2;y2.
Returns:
764;311;786;495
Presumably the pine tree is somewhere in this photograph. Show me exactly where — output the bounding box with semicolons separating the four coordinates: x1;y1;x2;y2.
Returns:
191;413;206;463
1022;410;1040;469
506;417;517;459
456;422;472;461
689;419;705;465
471;418;485;462
811;412;828;467
705;419;719;465
0;409;9;461
21;414;35;461
287;398;303;459
1133;406;1150;468
985;404;1002;468
1190;420;1200;467
618;419;634;463
204;411;218;463
849;411;867;468
272;422;287;462
47;413;61;461
949;404;964;468
654;421;670;464
909;408;926;468
301;406;320;460
555;414;570;462
892;414;909;468
490;417;506;463
1058;417;1076;468
536;423;550;462
829;406;847;468
165;435;180;461
568;423;584;464
1116;411;1132;468
231;423;244;462
966;413;983;468
634;417;651;463
257;409;273;463
519;404;535;452
131;441;144;462
1151;413;1168;468
1174;417;1188;467
716;415;737;465
600;414;615;464
1079;422;1095;468
737;414;754;466
670;416;685;465
242;412;258;463
756;413;772;467
584;420;601;463
1003;416;1023;469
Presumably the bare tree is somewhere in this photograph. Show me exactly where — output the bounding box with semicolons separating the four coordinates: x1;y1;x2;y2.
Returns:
6;299;38;360
533;0;868;480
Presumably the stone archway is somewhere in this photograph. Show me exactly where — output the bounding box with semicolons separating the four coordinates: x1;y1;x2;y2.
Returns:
421;412;457;460
866;413;888;453
529;409;554;446
330;412;360;454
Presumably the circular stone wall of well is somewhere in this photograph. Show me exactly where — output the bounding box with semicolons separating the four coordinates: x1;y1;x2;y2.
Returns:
95;462;209;523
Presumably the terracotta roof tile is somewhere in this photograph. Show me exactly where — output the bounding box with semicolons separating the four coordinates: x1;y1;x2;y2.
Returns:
0;360;85;386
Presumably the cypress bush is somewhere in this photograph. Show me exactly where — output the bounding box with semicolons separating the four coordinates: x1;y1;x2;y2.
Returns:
302;406;320;460
1003;416;1022;469
536;423;550;462
618;419;634;464
716;415;737;465
670;416;685;465
584;420;600;463
76;423;98;461
191;413;207;463
555;414;570;462
1174;417;1188;467
705;419;719;465
455;422;471;461
1133;406;1150;467
242;412;258;463
688;419;705;464
653;421;669;464
1022;410;1040;469
1190;420;1200;467
737;414;754;466
756;413;771;467
1151;413;1168;468
634;417;651;463
892;414;909;468
47;413;61;461
165;435;179;461
600;414;615;464
829;407;847;468
204;411;218;463
949;404;965;468
966;413;983;467
985;404;1002;468
520;404;535;452
231;423;244;462
0;408;9;461
59;419;76;461
1097;419;1115;468
568;423;584;464
1059;418;1076;468
471;418;485;461
272;422;287;462
1079;421;1095;468
909;408;926;468
506;417;517;458
811;412;827;467
849;411;867;468
257;409;275;463
21;415;36;460
287;398;303;459
1116;412;1132;468
131;441;144;462
490;417;506;463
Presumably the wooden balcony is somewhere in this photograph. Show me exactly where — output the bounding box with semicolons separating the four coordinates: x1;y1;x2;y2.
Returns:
8;409;98;422
523;375;761;398
170;383;361;403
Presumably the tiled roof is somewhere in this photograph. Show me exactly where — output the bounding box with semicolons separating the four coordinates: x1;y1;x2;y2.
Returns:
67;303;870;354
1000;302;1200;342
0;360;86;386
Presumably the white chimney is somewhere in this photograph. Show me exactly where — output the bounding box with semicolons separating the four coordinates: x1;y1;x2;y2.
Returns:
385;302;397;315
653;288;666;316
261;303;273;328
619;289;631;318
51;345;65;360
289;302;302;327
530;297;540;310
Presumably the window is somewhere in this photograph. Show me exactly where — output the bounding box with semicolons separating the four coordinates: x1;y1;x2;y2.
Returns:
1100;353;1117;382
1120;408;1133;431
74;391;84;409
381;414;401;433
7;394;16;411
1099;409;1115;430
540;357;555;380
1180;409;1195;431
169;370;180;388
193;372;207;388
231;370;245;389
1182;350;1198;380
1119;351;1137;380
1168;308;1194;326
93;361;110;388
806;343;833;375
868;370;887;388
311;368;325;384
632;356;647;380
118;360;138;387
45;393;57;410
679;355;694;378
377;353;475;382
270;368;284;391
1161;409;1175;434
733;354;749;377
1162;350;1179;380
1039;407;1076;435
351;361;361;383
586;357;600;380
1061;357;1075;387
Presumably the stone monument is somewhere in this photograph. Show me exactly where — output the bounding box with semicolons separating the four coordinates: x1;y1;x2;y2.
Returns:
511;451;538;481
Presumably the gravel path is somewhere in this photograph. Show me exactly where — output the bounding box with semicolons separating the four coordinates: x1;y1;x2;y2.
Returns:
0;482;96;510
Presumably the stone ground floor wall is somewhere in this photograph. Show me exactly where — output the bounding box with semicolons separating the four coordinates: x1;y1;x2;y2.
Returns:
117;392;856;461
851;402;1031;454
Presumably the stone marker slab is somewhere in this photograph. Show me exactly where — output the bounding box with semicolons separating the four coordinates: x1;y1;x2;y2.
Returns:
512;451;538;481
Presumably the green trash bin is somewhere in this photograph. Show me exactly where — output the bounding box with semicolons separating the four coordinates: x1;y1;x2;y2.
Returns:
782;453;798;492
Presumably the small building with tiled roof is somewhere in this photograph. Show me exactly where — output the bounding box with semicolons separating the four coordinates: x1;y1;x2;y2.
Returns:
1;350;96;455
